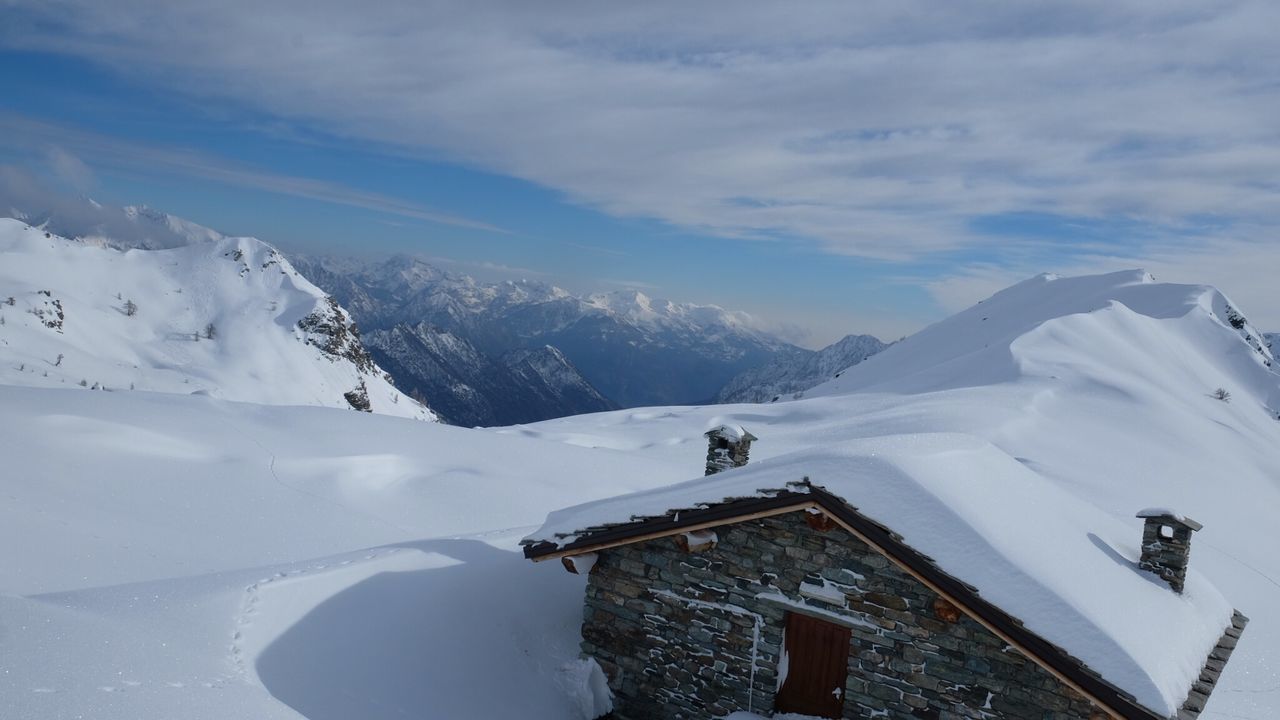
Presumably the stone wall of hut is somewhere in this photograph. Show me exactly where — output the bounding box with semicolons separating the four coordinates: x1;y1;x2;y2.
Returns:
578;510;1104;720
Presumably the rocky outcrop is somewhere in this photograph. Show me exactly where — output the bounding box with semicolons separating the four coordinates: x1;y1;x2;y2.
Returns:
298;296;377;374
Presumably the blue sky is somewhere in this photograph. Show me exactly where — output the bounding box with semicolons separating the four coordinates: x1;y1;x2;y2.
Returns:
2;2;1278;345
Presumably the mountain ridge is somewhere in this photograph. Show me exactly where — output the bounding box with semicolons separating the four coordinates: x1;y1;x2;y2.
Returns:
716;332;888;403
0;218;435;421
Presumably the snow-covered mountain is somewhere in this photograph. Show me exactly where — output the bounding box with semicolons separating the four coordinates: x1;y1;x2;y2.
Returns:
293;255;802;410
0;218;435;420
808;270;1275;399
715;333;888;403
4;191;221;250
119;204;227;246
363;322;615;426
3;268;1277;720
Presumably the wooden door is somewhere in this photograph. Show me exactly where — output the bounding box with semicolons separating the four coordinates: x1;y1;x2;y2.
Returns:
774;612;851;718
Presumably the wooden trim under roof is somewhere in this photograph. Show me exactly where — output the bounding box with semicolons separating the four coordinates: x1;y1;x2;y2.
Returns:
522;480;1240;720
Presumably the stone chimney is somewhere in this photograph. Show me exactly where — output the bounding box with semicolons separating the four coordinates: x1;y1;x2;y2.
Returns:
704;425;757;476
1136;509;1202;593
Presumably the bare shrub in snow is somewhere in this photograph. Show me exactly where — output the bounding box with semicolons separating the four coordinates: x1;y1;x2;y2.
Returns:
124;299;138;316
1212;388;1231;402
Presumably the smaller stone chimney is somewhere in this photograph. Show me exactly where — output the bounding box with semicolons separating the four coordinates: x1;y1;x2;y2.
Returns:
704;425;757;476
1136;509;1202;593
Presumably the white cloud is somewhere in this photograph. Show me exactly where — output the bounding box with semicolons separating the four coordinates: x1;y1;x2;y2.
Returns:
45;146;94;192
3;1;1280;262
0;114;506;234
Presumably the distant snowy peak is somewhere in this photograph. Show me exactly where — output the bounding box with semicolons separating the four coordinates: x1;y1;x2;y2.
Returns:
0;218;436;421
808;269;1278;407
2;193;230;252
584;289;763;335
122;205;225;245
717;333;888;403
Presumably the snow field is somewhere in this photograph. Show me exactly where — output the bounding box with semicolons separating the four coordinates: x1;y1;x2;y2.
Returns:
1;267;1277;719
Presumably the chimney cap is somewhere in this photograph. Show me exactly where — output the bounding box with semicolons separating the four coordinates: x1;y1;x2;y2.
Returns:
705;424;756;443
1136;508;1202;531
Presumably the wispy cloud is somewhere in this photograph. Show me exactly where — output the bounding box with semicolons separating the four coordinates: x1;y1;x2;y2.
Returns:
0;164;193;248
5;1;1280;263
0;113;507;234
596;278;663;291
564;241;629;258
45;145;95;192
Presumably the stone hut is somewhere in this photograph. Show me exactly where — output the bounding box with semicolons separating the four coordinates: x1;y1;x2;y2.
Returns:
523;435;1247;720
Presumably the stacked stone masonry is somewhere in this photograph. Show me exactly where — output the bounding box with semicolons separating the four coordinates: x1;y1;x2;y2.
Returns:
705;434;753;476
1138;519;1195;594
581;511;1105;720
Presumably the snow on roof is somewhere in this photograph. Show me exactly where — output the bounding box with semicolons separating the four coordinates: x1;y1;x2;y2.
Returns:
525;432;1233;717
1136;508;1202;529
705;423;752;441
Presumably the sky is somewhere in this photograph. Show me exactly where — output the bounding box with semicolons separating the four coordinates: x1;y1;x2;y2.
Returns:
1;1;1278;347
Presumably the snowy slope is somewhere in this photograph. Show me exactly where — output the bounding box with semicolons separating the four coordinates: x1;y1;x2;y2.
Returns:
0;219;434;420
2;268;1277;720
806;270;1274;399
716;333;888;403
0;385;677;720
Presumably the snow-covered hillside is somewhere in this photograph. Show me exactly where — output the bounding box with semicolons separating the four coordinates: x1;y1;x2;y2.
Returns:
0;219;434;420
0;385;674;720
1;268;1277;720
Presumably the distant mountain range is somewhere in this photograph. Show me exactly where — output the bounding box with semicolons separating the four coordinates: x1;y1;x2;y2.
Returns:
362;322;615;426
292;255;815;425
715;333;889;403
